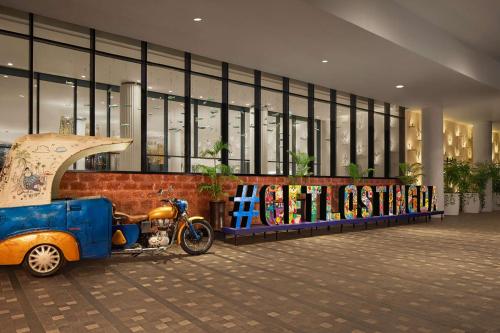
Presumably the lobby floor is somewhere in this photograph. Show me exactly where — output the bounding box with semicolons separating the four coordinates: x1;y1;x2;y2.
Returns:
1;213;500;333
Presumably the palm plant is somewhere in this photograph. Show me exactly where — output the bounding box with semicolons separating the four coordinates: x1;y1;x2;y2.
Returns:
443;158;469;193
289;151;314;184
398;162;424;185
346;163;373;186
469;162;494;208
194;140;238;201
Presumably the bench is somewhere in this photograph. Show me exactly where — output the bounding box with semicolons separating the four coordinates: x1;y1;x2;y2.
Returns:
222;210;444;245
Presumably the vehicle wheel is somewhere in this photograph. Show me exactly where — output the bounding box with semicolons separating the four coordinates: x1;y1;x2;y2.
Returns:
180;219;214;255
23;244;66;277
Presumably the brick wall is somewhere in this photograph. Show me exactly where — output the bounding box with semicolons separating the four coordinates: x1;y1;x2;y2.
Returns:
59;172;399;227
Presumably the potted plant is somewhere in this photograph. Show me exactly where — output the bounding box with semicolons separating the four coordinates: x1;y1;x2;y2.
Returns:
493;163;500;211
288;151;314;224
194;140;238;231
398;162;423;185
346;163;373;186
462;162;492;214
443;158;468;215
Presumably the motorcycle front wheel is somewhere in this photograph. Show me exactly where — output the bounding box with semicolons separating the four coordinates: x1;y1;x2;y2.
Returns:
180;219;214;255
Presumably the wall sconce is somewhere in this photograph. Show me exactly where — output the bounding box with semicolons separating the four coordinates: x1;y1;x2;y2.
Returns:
454;147;460;157
455;126;461;137
443;146;446;155
407;142;413;150
467;148;472;159
447;134;453;146
416;150;421;163
416;129;422;141
495;143;499;154
409;117;415;128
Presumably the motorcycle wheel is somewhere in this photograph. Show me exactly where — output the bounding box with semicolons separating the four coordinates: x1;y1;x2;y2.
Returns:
180;219;214;255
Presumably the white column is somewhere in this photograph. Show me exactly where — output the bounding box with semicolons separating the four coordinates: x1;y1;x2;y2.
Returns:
473;121;493;212
119;82;141;171
421;106;444;215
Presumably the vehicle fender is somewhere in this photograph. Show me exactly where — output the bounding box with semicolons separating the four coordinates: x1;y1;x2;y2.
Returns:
176;216;206;244
0;231;80;265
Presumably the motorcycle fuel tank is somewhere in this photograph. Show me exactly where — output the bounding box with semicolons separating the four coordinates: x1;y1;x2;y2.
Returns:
148;204;177;220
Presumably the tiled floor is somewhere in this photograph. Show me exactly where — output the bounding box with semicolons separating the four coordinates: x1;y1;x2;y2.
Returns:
2;212;500;332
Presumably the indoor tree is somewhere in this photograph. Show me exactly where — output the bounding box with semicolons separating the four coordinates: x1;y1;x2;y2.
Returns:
289;151;314;184
398;162;424;185
346;163;373;186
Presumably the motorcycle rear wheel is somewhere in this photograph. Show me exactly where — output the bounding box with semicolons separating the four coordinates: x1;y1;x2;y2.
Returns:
180;219;214;255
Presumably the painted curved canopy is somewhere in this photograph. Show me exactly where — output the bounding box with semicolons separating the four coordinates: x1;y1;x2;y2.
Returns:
0;134;131;208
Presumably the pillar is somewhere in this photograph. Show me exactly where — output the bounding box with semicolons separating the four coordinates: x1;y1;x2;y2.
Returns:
421;107;444;214
119;82;141;171
473;121;493;212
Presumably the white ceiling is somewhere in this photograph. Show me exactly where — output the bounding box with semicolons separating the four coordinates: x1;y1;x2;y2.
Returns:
0;0;499;126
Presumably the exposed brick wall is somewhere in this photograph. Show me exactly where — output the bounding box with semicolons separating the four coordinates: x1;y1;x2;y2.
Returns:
59;172;399;227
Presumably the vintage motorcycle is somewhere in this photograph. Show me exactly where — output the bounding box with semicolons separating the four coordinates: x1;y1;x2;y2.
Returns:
112;187;214;256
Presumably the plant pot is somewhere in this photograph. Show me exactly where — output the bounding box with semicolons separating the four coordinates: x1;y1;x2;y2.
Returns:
462;193;480;213
209;200;226;231
494;193;500;211
444;193;460;216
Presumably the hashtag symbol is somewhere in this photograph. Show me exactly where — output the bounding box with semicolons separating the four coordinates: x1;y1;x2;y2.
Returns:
230;185;260;229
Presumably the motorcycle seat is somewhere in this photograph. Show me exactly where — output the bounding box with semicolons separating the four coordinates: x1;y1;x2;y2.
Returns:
114;211;148;224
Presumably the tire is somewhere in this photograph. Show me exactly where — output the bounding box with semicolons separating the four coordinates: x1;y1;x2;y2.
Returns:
180;219;214;255
23;244;66;277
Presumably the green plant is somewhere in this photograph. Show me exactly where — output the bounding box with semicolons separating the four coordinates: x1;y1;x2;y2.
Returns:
346;163;373;186
443;158;470;193
469;162;494;209
289;151;314;184
194;140;238;201
398;162;424;185
492;163;500;193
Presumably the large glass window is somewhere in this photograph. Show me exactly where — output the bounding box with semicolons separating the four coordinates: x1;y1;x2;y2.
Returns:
289;95;308;174
147;95;165;171
38;79;73;134
191;74;222;170
0;35;28;69
35;17;89;47
0;75;28;143
315;100;330;176
229;82;254;174
336;93;350;176
356;98;369;170
261;89;283;175
390;115;400;177
148;44;184;69
0;6;29;34
374;103;385;177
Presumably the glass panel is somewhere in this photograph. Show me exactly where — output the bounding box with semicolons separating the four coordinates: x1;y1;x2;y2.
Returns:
147;65;184;96
0;35;28;69
147;95;165;172
35;16;89;47
39;80;73;134
262;72;282;90
228;82;254;174
191;55;221;77
95;88;108;137
0;6;29;34
336;105;350;176
356;109;368;170
191;74;221;170
0;74;28;143
261;89;283;174
290;79;307;96
35;42;89;79
315;100;330;176
96;55;141;171
148;44;184;69
390;104;399;116
390;116;400;177
374;112;385;176
229;64;253;84
96;31;141;59
315;85;330;101
167;99;185;172
289;95;308;175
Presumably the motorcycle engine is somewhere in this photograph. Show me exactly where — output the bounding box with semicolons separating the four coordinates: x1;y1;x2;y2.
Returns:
148;231;169;248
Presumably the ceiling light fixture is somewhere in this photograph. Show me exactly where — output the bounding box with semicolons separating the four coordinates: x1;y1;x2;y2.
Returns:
2;75;8;78
148;86;152;89
395;84;405;89
19;94;24;98
193;17;203;22
321;59;328;63
81;75;86;78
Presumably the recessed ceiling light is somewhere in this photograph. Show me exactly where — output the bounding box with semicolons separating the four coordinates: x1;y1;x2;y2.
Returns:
19;94;24;98
321;59;328;63
81;75;86;78
2;75;8;78
7;62;13;66
193;17;203;22
230;101;235;104
395;84;405;89
199;95;203;98
148;86;152;89
136;79;141;83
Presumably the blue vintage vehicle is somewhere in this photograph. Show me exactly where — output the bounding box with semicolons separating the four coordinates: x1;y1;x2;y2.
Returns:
0;134;214;277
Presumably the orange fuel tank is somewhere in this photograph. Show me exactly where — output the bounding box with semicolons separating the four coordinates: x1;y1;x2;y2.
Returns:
148;204;177;220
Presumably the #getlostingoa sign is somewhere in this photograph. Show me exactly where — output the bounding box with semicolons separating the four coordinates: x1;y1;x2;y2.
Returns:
230;184;437;229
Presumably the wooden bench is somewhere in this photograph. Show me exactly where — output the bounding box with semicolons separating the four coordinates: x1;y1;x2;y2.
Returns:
222;211;444;245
